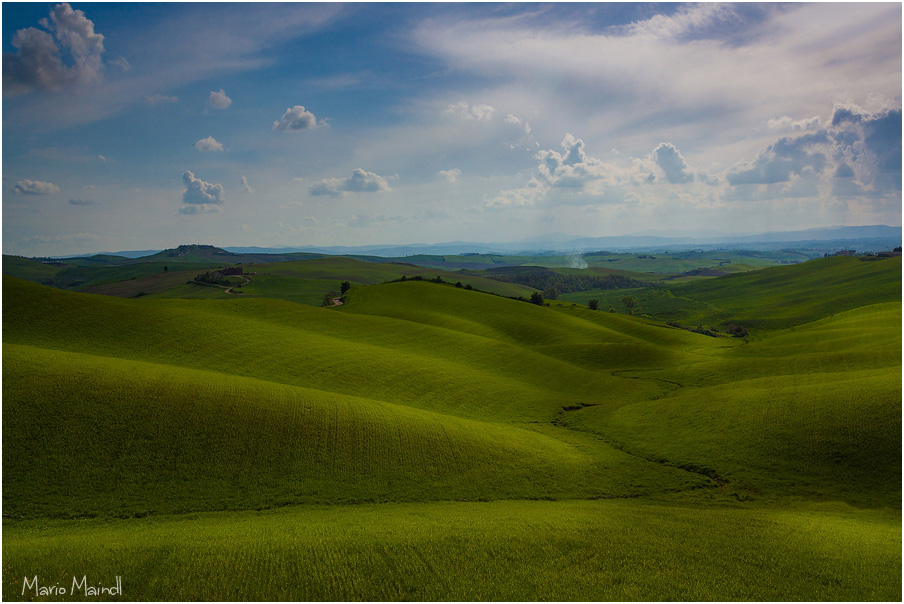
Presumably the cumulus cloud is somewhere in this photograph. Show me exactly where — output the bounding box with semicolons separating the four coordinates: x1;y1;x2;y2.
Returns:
505;114;531;134
652;143;694;184
3;3;105;96
727;104;901;196
146;94;178;105
727;131;831;186
273;105;319;132
438;168;461;183
195;136;224;152
14;179;60;195
489;135;709;210
535;134;612;189
309;169;391;197
208;89;232;110
241;176;253;193
446;101;495;121
181;170;224;214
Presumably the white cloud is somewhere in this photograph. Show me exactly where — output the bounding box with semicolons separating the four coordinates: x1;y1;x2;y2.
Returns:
179;204;222;215
68;198;98;206
505;114;531;134
652;143;694;184
146;94;178;105
208;89;232;110
195;136;224;152
438;168;461;183
110;56;130;71
241;176;253;193
487;178;546;209
446;101;495;121
309;169;391;197
181;170;224;214
273;105;319;132
3;2;105;96
14;179;60;195
767;115;821;131
412;3;901;163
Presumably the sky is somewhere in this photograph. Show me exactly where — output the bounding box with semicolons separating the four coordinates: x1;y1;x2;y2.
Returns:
2;2;901;257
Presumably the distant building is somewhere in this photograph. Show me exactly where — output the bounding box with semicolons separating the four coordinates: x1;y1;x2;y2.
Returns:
222;266;244;276
831;250;856;257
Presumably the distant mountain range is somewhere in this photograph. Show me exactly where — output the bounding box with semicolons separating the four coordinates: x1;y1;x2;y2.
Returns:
53;225;901;260
221;225;902;257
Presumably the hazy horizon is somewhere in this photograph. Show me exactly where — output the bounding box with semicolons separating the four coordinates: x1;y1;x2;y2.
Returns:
3;2;902;257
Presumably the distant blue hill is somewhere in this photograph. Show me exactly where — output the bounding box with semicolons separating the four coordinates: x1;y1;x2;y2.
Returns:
47;225;901;260
220;225;902;257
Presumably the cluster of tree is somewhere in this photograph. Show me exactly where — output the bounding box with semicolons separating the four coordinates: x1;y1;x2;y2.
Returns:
393;275;473;290
470;267;645;294
725;324;748;337
666;321;747;338
193;271;231;286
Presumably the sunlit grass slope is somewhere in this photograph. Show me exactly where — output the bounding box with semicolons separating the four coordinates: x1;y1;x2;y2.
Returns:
250;256;537;297
3;276;643;421
656;255;902;330
3;276;714;518
5;344;704;519
3;248;902;600
340;279;727;367
562;302;902;507
5;500;900;601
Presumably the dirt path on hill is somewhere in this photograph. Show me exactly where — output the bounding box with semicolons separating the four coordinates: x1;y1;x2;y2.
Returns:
224;276;251;294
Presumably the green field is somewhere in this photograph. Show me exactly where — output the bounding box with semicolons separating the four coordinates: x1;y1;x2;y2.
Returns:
2;252;900;600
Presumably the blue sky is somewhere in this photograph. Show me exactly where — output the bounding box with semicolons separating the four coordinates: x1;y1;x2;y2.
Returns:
3;2;901;256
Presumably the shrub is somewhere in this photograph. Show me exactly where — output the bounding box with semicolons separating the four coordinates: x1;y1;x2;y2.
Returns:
588;299;600;311
726;324;748;338
529;292;544;305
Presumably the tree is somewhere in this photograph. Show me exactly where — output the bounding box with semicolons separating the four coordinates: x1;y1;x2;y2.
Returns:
529;291;544;305
588;298;600;311
542;286;559;300
622;295;636;315
163;265;168;272
340;281;351;294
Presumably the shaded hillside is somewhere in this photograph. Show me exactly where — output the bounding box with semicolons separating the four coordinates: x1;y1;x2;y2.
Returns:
464;265;647;295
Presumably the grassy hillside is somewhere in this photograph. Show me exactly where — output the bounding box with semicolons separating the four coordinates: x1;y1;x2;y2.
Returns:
1;255;64;283
2;250;900;600
65;255;537;304
5;500;899;601
649;256;902;330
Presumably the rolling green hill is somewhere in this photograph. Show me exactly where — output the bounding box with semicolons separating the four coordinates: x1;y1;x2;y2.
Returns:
2;252;900;600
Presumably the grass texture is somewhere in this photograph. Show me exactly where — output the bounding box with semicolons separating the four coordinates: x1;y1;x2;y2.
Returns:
2;252;900;601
